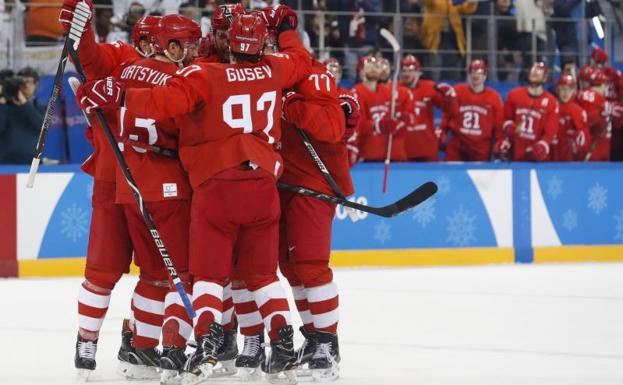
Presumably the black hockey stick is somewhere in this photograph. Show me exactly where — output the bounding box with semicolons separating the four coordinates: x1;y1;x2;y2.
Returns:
584;119;611;161
296;128;346;198
68;48;195;319
277;181;437;218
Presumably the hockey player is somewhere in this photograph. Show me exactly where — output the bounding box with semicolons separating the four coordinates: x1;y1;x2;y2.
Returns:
353;55;409;162
576;68;611;161
445;59;504;161
204;3;247;63
399;54;457;161
552;74;589;161
59;0;169;379
76;9;312;385
495;62;559;162
325;58;361;165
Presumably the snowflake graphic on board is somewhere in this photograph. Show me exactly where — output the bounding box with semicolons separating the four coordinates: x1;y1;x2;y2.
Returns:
436;175;451;196
446;205;477;246
374;220;391;244
562;209;577;231
61;203;89;242
614;211;623;243
587;182;608;214
547;175;563;199
86;180;94;201
412;198;436;227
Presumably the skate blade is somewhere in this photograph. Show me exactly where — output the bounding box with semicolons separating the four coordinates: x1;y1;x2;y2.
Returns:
181;363;214;385
311;366;339;382
123;363;161;380
295;363;312;377
211;359;238;377
115;361;130;378
237;366;263;381
266;369;298;385
161;369;182;385
76;368;93;382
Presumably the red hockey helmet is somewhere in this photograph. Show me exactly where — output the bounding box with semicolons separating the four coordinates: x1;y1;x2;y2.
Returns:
324;58;341;73
401;54;421;71
557;73;577;88
591;47;608;65
528;62;549;84
212;3;246;31
468;59;488;74
131;15;161;47
357;54;379;75
228;13;267;57
589;68;607;86
152;15;201;54
578;65;594;83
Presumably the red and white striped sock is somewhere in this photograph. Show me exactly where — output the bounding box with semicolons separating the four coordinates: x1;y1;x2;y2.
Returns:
162;282;193;348
78;280;112;339
222;283;237;332
131;280;166;348
232;285;264;336
252;281;291;341
192;280;223;338
291;285;314;332
306;282;339;334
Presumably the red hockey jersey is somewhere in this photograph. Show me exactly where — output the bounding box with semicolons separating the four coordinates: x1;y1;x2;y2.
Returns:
576;89;610;161
551;100;589;161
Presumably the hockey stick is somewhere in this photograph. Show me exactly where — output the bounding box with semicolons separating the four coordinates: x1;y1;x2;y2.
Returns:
584;119;611;161
277;180;437;218
380;28;400;194
68;49;196;319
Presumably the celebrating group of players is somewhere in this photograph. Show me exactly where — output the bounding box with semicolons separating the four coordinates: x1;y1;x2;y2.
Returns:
352;48;623;164
61;0;622;384
64;2;356;385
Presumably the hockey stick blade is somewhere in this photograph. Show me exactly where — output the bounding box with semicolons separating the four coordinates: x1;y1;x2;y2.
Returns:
379;28;400;53
278;181;437;218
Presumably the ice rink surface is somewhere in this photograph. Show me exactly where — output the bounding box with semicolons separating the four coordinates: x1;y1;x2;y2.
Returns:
2;263;623;385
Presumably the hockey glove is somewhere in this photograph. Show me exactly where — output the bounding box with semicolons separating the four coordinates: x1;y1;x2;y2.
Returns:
281;91;304;123
378;115;405;136
59;0;93;35
260;5;298;32
434;82;457;98
77;77;124;114
339;93;360;144
528;140;549;161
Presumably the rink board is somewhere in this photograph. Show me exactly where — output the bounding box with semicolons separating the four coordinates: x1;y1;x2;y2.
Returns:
1;163;622;277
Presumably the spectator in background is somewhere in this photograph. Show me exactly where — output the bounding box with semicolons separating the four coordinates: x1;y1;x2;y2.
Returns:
418;0;478;81
550;0;581;67
178;1;198;19
16;67;43;109
0;74;44;164
494;0;525;82
0;69;15;105
108;1;146;42
25;0;64;46
515;0;548;79
93;0;114;43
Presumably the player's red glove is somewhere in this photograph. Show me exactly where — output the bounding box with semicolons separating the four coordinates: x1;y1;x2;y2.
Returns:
198;34;215;58
378;115;405;136
260;5;298;32
434;82;457;98
345;132;359;166
281;91;304;123
59;0;93;35
339;93;360;144
502;120;517;135
527;140;549;161
119;125;154;153
76;77;124;113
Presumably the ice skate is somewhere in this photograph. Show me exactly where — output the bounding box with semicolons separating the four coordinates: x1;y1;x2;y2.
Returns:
262;326;298;385
125;347;161;380
295;326;317;377
309;332;340;382
160;346;188;385
75;334;97;381
115;318;134;378
181;323;223;385
212;328;238;377
235;333;265;381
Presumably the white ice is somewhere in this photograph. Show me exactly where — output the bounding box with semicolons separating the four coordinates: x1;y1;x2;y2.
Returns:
2;263;623;385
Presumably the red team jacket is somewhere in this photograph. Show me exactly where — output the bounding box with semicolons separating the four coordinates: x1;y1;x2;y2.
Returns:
78;30;140;182
121;31;312;188
504;87;559;161
552;100;589;161
446;84;504;161
576;89;609;161
116;58;192;203
280;63;353;196
353;82;410;161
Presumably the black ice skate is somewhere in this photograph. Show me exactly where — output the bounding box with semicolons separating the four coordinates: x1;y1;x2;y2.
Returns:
115;318;135;378
295;326;317;376
181;323;223;385
75;334;98;381
213;328;239;377
125;347;162;380
309;332;340;382
262;325;298;385
235;333;266;380
160;346;188;385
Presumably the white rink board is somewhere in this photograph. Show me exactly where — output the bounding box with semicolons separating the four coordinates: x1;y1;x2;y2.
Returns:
1;264;623;385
